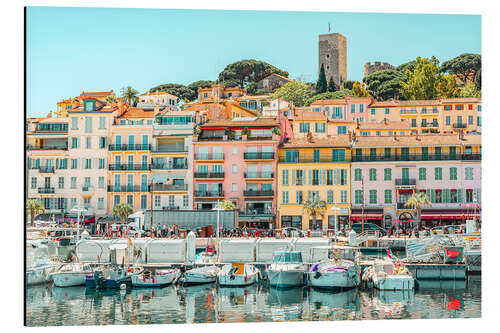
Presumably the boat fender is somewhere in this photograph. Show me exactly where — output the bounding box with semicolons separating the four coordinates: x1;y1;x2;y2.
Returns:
120;283;127;290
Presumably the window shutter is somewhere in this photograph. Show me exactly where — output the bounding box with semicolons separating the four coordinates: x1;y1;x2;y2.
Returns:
292;168;296;185
335;168;341;185
443;189;450;203
430;189;435;203
308;190;312;200
477;188;481;203
457;189;463;203
308;169;312;185
28;157;31;169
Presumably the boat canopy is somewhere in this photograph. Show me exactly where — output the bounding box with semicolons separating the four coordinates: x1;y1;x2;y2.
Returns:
272;251;303;264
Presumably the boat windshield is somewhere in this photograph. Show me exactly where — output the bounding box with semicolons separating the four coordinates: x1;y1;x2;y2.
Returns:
272;252;302;264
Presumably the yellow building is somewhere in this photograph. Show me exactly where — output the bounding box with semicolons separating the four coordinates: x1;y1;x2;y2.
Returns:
440;97;481;134
396;100;441;134
277;136;352;231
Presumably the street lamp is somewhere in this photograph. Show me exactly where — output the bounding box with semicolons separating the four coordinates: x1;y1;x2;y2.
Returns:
330;202;340;243
71;205;87;241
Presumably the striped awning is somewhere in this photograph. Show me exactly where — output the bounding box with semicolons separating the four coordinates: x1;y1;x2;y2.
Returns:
350;214;383;221
421;213;480;220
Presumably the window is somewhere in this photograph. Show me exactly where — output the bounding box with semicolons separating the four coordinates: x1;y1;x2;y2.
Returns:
350;104;355;113
466;189;473;203
232;183;237;192
477;116;481;126
299;122;310;133
315;123;325;133
359;117;364;122
369;168;376;181
98;176;104;189
70;198;77;209
384;190;392;204
85;159;92;169
296;191;303;204
468;115;474;125
313;150;320;162
232;147;238;155
99;137;107;149
411;119;417;128
282;191;289;204
282;169;289;186
98;158;104;169
370;109;376;115
154;195;161;207
376;131;381;136
84;101;94;112
232;164;237;174
340;190;347;203
71;177;77;189
332;149;345;162
359;104;364;113
445;105;452;111
296;169;303;185
98;197;104;210
435;190;442;203
354;190;363;204
86;136;91;149
31;177;37;189
183;195;189;208
327;190;333;204
99;117;106;129
419;168;426;180
384;148;391;158
360;131;369;136
385;108;390;115
435;167;442;180
446;116;451;126
456;104;463;110
285;150;299;162
71;117;78;130
465;167;473;180
337;126;347;134
384;168;391;181
58;177;64;189
85;117;92;133
369;190;377;204
450;167;457;180
354;168;362;181
168;195;175;207
478;105;482;111
312;170;319;185
71;137;79;149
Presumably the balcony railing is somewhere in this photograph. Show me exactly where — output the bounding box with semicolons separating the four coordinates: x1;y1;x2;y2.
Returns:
244;152;274;160
38;187;55;194
81;186;95;194
198;136;225;141
395;178;416;186
400;110;417;115
421;123;439;128
243;190;274;197
107;185;149;192
194;172;225;179
453;123;467;129
244;172;274;179
352;154;481;162
151;184;188;191
194;191;224;197
151;163;187;170
108;144;151;151
278;157;348;163
246;136;273;141
34;124;68;132
152;146;187;153
108;164;151;171
194;153;225;161
27;145;68;151
161;206;180;211
38;166;55;173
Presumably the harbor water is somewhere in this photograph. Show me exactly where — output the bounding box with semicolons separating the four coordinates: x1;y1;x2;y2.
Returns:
26;276;481;326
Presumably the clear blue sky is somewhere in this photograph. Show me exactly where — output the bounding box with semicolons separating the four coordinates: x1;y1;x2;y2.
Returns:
26;7;481;117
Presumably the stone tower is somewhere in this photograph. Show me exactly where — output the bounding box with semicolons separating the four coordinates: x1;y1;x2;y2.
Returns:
318;33;347;88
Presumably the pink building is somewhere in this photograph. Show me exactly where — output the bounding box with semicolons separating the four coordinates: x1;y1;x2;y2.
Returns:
351;134;481;228
192;117;291;229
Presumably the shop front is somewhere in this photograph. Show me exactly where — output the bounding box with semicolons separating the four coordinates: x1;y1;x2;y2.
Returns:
420;209;481;227
350;208;384;227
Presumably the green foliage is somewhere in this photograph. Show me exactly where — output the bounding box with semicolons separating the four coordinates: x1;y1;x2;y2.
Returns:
437;74;460;98
303;196;327;229
327;76;337;92
306;90;353;105
399;56;443;100
316;64;328;94
218;59;288;89
272;81;311;107
396;60;418;75
404;192;432;226
342;80;355;90
112;203;133;224
105;95;117;105
219;200;236;210
272;126;281;135
26;199;45;225
149;83;195;102
194;125;201;136
475;70;481;90
246;82;258;95
352;81;371;97
121;86;139;106
363;69;404;101
441;53;481;85
187;80;214;97
459;81;481;98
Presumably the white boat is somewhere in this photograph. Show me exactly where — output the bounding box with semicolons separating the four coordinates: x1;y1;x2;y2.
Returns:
183;266;219;285
217;263;260;287
132;268;181;287
308;246;361;289
51;263;94;287
363;260;415;290
268;251;306;288
26;240;62;286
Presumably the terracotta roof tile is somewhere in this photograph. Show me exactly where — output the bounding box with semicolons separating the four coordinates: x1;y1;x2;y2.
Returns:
201;117;278;128
353;134;481;148
357;120;412;130
369;101;397;107
282;135;352;148
294;111;327;121
116;107;155;119
441;97;481;103
310;99;347;106
395;100;441;106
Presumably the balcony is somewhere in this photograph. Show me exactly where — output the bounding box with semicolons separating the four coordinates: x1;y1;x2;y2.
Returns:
244;152;274;160
107;185;149;192
352;154;481;162
243;190;274;197
197;136;225;141
108;144;151;151
38;166;55;173
246;136;273;141
194;153;225;161
38;187;55;194
400;110;417;115
34;124;68;132
244;172;274;179
395;178;416;186
194;191;224;197
108;164;151;171
278;157;348;163
194;172;225;179
151;184;188;191
161;206;180;211
152;146;187;153
151;163;187;170
81;186;95;196
27;145;68;151
421;123;439;128
453;123;467;129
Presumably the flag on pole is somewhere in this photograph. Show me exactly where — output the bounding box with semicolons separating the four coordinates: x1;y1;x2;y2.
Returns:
444;248;460;258
386;249;392;259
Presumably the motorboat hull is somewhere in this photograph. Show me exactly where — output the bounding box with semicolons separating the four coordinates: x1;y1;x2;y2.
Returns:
373;275;415;290
26;264;58;286
183;273;216;285
132;270;181;287
218;272;258;287
52;272;89;287
268;270;305;288
308;269;359;289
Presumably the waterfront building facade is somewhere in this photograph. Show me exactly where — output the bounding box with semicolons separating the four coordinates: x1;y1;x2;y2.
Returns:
440;97;482;134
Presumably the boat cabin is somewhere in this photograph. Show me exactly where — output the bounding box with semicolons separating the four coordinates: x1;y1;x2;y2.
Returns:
272;251;303;264
329;245;360;261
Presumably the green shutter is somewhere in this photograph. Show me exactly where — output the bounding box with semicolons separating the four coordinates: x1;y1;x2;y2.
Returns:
457;189;463;203
430;189;435;203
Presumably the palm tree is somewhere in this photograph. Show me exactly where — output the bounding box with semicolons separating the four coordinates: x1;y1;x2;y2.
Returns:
303;196;327;231
112;203;133;224
26;199;45;226
121;86;139;106
105;95;117;105
219;200;236;210
404;192;432;228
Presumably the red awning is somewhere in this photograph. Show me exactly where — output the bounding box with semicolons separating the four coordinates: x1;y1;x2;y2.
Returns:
421;213;479;220
350;214;383;221
83;216;96;224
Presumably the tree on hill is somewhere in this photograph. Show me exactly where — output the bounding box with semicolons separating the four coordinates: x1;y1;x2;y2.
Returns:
363;69;405;101
459;81;481;98
399;56;443;100
149;83;196;102
327;77;337;92
437;74;460;98
187;80;214;97
352;81;371;97
306;90;353;106
342;80;355;90
441;53;481;85
272;81;311;107
218;59;288;89
316;64;328;94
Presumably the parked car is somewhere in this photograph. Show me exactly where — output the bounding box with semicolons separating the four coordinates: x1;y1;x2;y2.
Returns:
351;223;387;236
282;227;305;237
